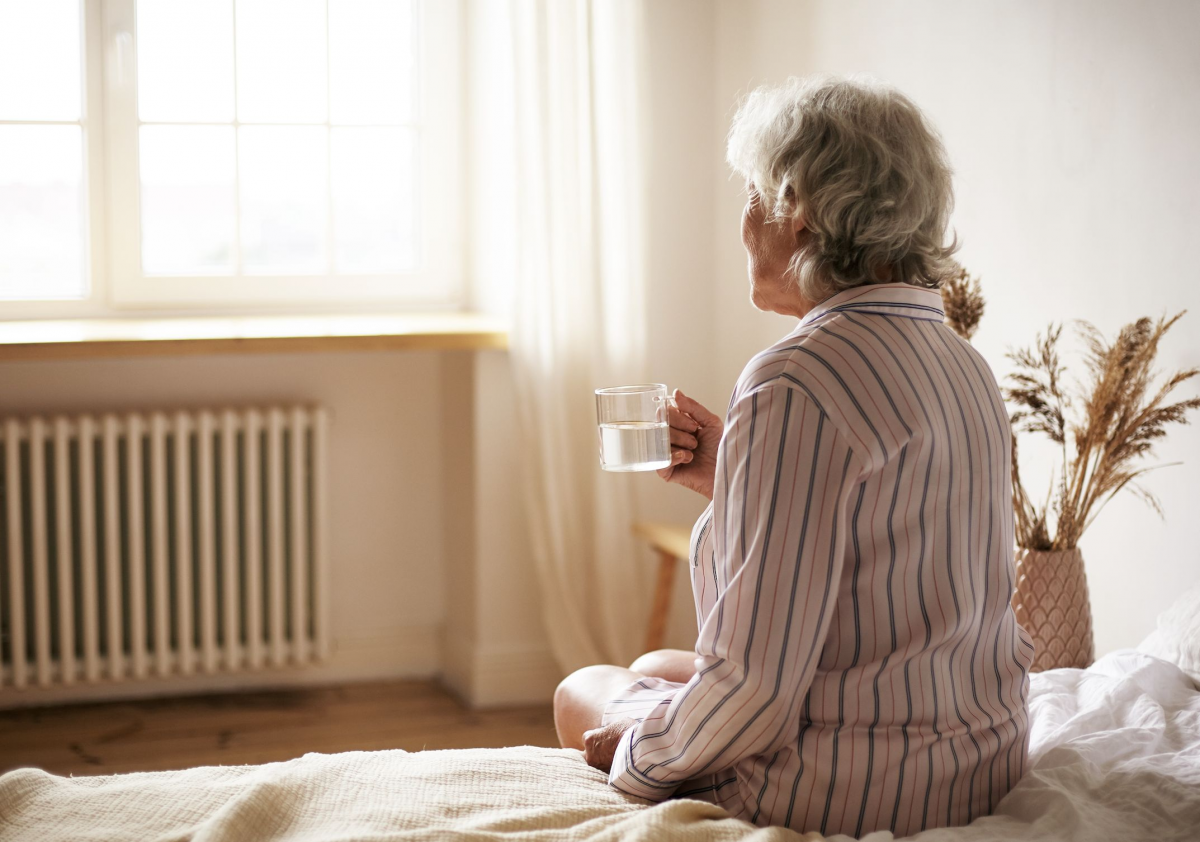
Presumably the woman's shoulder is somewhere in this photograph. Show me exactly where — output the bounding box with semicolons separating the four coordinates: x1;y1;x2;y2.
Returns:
731;320;845;410
729;312;916;460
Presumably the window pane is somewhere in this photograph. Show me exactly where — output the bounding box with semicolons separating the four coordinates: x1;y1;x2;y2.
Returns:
236;0;327;123
0;125;85;299
332;127;415;273
137;0;235;123
140;125;236;275
0;0;81;120
329;0;414;125
239;126;327;273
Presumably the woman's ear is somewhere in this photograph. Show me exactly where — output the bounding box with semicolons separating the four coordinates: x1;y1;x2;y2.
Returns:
783;185;806;235
792;210;808;247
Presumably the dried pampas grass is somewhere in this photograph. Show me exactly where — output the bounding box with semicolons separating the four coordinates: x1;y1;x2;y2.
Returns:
940;262;986;341
1005;313;1200;550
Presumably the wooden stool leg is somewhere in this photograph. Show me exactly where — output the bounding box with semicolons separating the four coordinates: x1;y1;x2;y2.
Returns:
643;550;677;654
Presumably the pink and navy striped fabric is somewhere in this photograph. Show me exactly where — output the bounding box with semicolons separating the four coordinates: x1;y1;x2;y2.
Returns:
604;283;1034;837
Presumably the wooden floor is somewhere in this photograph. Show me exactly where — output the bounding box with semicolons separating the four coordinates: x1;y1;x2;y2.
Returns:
0;680;558;777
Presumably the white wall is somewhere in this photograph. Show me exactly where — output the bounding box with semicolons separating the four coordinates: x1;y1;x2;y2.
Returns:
0;351;450;706
711;0;1200;655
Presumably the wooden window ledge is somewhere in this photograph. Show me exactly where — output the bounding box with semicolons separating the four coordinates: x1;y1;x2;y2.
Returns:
0;313;508;362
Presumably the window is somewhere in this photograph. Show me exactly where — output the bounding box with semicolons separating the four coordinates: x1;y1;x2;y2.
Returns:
0;0;462;317
0;0;90;302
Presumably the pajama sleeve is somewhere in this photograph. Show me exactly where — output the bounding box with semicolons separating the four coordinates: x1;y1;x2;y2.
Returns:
609;384;862;800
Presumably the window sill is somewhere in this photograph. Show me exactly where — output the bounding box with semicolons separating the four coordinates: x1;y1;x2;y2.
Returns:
0;312;508;362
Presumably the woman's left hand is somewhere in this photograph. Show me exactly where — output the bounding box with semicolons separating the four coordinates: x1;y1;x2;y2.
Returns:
582;718;636;773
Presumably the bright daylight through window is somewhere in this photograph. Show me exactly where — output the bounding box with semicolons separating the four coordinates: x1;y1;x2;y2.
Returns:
0;0;456;313
0;0;86;301
137;0;416;276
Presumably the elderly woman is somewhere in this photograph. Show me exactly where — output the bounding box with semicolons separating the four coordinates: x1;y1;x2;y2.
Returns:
553;76;1034;837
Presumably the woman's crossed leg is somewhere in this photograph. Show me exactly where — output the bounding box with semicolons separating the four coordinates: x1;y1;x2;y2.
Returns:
553;648;696;749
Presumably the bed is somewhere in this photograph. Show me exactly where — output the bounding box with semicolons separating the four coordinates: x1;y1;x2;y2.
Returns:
3;627;1198;841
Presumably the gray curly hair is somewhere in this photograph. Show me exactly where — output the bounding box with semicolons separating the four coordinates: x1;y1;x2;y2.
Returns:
727;75;958;301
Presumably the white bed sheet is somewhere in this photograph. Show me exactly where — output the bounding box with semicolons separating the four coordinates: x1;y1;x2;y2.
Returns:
848;651;1200;842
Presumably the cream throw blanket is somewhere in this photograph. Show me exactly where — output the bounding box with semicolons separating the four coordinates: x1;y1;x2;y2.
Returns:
0;746;809;842
3;653;1199;842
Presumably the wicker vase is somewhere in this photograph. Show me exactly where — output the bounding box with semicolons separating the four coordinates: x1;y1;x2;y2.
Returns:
1011;547;1095;672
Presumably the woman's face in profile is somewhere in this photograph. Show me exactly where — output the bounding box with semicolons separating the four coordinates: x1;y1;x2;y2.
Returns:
740;184;812;319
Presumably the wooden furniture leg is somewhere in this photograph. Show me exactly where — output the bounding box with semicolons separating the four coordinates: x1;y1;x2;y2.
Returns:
643;549;677;653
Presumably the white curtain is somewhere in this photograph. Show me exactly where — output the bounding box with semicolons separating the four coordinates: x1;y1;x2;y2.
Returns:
499;0;654;674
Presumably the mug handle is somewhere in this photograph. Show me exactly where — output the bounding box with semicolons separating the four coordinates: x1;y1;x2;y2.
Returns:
653;391;678;424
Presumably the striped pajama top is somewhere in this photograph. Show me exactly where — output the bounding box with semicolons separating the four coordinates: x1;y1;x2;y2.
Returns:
604;283;1034;837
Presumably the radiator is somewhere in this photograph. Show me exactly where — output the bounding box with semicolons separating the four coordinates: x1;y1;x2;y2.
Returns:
0;406;329;691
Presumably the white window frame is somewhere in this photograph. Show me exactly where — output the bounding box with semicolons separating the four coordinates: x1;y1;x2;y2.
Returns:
0;0;109;321
1;0;463;319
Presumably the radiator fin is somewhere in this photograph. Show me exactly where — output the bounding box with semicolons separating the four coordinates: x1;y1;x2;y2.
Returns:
0;406;329;691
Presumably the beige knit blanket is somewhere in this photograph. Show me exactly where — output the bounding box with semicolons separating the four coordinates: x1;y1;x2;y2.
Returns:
0;746;814;842
5;653;1199;842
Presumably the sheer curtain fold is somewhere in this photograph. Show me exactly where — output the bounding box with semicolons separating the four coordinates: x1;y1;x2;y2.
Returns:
505;0;652;673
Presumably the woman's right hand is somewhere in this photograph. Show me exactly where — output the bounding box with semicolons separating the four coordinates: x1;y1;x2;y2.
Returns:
658;389;723;500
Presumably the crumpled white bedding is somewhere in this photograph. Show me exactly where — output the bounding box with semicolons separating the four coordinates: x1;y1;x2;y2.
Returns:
846;651;1200;842
0;651;1196;842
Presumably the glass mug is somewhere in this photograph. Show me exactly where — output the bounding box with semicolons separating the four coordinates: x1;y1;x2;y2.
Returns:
595;384;677;472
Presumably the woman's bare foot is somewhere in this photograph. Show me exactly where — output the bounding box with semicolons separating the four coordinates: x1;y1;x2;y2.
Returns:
553;665;643;749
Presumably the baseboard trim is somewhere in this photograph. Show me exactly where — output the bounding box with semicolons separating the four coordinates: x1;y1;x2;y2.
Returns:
440;635;563;708
0;624;440;710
